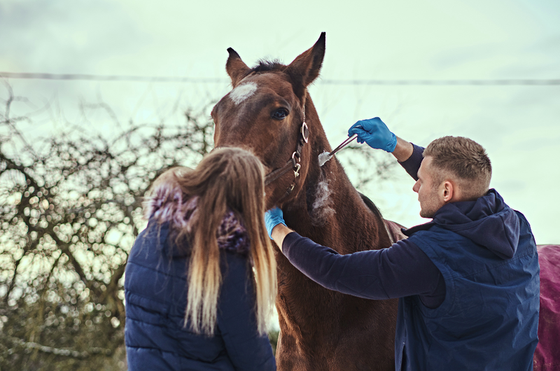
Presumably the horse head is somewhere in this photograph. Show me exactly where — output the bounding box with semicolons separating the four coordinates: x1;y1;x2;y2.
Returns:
212;33;330;210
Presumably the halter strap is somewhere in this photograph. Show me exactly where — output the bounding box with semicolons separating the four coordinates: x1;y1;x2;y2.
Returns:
264;122;308;184
264;111;309;200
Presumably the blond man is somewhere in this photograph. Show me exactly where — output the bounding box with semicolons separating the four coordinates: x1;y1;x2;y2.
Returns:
266;118;540;371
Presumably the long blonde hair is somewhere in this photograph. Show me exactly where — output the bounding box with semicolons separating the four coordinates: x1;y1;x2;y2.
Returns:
144;147;276;336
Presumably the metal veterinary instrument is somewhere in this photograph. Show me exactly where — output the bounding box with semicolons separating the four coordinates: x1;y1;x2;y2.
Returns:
328;133;358;157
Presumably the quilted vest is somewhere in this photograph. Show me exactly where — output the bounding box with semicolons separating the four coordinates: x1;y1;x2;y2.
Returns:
395;212;539;370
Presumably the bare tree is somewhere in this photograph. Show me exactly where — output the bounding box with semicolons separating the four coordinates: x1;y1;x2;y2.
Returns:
0;83;214;370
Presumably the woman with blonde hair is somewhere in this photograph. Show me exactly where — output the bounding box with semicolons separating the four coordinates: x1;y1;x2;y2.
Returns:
125;147;277;370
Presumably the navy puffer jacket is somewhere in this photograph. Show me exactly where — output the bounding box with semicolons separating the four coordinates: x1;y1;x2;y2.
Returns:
124;219;276;370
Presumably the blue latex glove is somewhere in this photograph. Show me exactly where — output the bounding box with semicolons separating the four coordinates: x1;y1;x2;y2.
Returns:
348;117;397;152
264;207;287;239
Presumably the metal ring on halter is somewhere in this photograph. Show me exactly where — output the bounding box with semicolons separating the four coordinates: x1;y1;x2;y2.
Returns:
293;163;301;178
301;122;309;143
291;151;301;166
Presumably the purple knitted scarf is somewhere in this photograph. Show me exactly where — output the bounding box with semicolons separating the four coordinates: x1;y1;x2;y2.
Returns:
144;180;250;255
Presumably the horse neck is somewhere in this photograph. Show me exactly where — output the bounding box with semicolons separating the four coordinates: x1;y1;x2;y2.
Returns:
282;100;392;254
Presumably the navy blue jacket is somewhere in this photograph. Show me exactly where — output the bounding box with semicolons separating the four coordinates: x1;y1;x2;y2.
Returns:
125;221;276;370
397;190;539;370
281;144;539;370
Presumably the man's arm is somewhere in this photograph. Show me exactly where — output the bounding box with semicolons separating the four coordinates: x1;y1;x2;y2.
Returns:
392;136;414;162
270;223;292;252
270;228;442;301
397;142;425;181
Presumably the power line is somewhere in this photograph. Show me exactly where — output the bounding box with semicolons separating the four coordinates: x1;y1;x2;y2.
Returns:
1;71;559;86
0;72;225;83
321;79;560;86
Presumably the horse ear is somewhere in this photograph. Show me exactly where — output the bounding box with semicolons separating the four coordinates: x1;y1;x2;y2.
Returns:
226;48;251;87
285;32;326;96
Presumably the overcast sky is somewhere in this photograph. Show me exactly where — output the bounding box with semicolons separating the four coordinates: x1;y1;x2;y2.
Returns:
1;0;559;243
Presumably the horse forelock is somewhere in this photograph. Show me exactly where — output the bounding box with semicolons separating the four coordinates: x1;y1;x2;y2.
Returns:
252;59;285;73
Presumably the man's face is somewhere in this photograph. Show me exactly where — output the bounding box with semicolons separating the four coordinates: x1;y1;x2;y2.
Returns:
412;156;445;218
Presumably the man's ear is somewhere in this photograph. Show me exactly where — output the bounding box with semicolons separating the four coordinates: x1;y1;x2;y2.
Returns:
443;180;455;203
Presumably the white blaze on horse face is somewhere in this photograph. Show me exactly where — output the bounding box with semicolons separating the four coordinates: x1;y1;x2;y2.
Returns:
229;82;258;105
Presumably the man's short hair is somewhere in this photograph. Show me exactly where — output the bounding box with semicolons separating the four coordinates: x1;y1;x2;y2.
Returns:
424;136;492;200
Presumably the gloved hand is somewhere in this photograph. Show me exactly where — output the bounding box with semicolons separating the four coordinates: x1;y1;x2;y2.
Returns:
348;117;397;152
264;207;287;239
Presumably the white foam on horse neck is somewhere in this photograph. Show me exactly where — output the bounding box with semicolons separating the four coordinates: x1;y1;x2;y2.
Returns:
312;178;335;225
318;151;332;167
229;82;257;105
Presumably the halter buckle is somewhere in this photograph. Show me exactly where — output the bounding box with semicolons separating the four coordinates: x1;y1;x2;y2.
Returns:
293;163;301;178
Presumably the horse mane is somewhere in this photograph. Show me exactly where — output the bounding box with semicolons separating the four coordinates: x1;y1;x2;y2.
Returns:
251;59;284;73
359;192;385;222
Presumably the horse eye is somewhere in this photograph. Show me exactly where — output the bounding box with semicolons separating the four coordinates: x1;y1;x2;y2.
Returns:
271;108;289;120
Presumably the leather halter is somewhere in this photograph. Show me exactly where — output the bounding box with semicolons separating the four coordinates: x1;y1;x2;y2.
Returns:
264;118;309;199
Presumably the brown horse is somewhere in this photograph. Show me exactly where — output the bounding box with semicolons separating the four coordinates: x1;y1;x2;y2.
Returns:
212;33;400;370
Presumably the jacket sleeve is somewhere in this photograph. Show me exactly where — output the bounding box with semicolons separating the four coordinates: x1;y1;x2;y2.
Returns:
217;251;276;371
282;232;441;301
399;143;424;181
